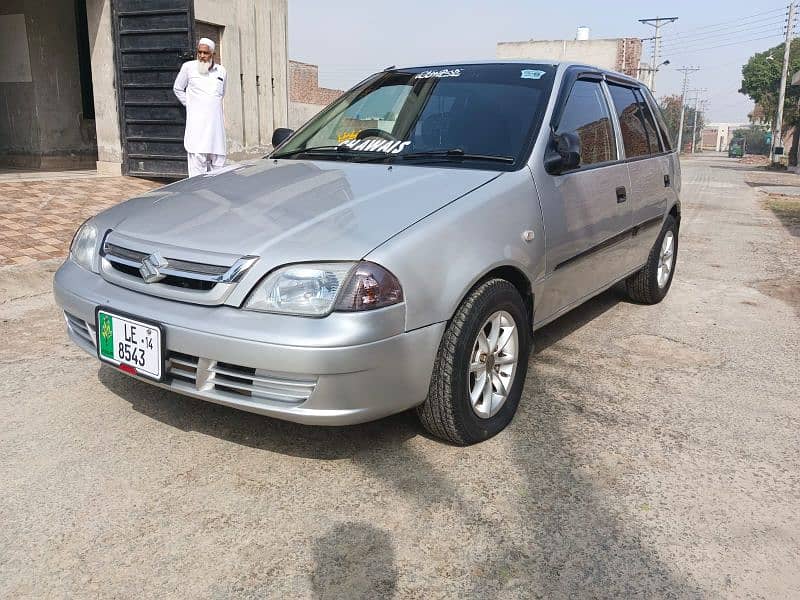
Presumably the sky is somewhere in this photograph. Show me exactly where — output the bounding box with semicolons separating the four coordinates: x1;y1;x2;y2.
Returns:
288;0;796;124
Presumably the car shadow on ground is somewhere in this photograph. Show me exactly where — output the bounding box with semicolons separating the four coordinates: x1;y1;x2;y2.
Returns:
533;282;627;355
97;282;630;458
98;283;701;596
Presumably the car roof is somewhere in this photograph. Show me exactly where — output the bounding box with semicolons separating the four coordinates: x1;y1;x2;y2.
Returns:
391;60;645;89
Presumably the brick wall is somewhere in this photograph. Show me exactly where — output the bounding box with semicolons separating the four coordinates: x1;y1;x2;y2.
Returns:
616;38;642;78
289;60;343;106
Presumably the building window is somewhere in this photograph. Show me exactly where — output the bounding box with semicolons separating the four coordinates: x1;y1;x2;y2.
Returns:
74;0;94;119
607;83;662;158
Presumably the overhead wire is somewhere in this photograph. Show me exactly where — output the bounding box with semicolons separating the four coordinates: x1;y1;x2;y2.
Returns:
663;12;787;43
659;24;787;54
658;19;786;51
666;33;787;57
656;6;786;40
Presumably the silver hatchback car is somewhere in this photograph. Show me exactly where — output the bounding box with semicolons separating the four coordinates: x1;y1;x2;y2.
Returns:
55;61;680;444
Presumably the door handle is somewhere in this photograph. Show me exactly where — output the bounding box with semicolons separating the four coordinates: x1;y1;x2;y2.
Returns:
616;186;627;203
664;174;671;187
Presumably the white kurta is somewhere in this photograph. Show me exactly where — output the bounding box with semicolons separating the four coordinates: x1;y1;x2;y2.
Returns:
173;60;227;155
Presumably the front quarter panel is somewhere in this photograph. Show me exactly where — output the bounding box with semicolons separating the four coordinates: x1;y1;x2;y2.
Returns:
365;168;544;331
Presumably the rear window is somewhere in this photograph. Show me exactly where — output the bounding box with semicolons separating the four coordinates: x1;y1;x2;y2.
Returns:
641;86;673;151
607;83;661;158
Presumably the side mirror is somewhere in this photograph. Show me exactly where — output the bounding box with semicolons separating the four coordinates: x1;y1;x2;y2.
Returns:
272;127;294;149
544;131;581;174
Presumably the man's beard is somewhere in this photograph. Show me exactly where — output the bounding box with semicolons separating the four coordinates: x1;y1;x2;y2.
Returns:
197;60;212;75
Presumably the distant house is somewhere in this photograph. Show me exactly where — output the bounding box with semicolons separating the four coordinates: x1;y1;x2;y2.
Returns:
497;27;642;78
289;61;345;130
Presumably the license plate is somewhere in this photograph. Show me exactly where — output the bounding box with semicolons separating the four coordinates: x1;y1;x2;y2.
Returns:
96;309;163;381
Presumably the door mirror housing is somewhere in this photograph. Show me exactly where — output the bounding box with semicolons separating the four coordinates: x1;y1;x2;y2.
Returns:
272;127;294;149
544;131;581;174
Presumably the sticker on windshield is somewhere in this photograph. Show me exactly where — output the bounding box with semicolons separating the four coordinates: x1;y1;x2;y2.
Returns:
339;139;412;153
520;69;546;80
415;68;462;79
337;129;361;143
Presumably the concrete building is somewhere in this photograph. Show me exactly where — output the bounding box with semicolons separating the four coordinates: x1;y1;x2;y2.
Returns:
288;60;344;130
497;28;642;78
1;0;288;178
701;123;750;152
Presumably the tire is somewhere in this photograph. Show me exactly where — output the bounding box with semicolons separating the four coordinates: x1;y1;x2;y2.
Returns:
416;279;531;445
625;214;679;304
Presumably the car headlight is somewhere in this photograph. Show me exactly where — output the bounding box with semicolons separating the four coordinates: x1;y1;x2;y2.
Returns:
244;261;403;316
69;219;99;272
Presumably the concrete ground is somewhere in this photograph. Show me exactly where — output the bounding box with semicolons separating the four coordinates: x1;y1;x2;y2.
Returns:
1;155;798;598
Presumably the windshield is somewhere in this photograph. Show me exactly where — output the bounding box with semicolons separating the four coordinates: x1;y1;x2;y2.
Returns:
273;63;556;170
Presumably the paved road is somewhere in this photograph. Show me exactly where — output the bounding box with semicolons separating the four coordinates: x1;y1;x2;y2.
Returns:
1;156;798;598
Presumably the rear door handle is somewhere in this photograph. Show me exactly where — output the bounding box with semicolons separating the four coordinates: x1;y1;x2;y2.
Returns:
664;174;671;187
616;186;627;203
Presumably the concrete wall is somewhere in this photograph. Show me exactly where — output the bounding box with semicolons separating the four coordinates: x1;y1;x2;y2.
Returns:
1;0;96;169
194;0;289;157
497;38;620;72
1;0;289;171
289;102;325;130
86;0;122;174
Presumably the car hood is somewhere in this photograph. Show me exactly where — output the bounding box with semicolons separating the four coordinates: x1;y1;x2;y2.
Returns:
107;160;500;265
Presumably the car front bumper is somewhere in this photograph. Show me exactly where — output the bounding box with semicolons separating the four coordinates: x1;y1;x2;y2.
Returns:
53;260;445;425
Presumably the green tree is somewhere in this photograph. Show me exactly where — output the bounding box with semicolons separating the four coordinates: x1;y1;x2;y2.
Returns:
659;95;704;151
740;39;800;163
732;127;771;156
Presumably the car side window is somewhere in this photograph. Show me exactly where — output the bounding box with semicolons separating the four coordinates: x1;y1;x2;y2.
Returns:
641;86;673;151
556;79;617;167
634;89;663;153
606;83;653;158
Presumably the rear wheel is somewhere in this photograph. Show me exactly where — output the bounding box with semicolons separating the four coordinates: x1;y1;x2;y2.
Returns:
416;279;531;445
626;214;678;304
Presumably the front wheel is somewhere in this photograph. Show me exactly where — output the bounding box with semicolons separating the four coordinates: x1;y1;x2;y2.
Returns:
625;214;679;304
416;279;531;445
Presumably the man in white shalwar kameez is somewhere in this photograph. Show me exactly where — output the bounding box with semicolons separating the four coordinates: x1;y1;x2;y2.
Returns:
173;38;227;177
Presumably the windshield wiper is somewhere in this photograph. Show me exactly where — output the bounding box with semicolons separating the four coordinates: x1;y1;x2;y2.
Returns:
271;145;352;159
395;149;515;164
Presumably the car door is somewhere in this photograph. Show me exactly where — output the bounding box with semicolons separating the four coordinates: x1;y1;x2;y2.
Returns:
535;75;632;323
606;82;673;272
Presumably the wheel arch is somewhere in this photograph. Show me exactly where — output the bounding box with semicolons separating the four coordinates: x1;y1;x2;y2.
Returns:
669;200;681;225
455;265;535;333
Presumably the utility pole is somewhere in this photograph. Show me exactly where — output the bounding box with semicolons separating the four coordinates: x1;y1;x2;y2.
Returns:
639;16;678;93
690;90;707;153
771;2;796;164
676;67;700;154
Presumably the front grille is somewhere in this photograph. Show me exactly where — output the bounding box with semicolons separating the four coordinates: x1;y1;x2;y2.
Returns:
109;261;216;291
166;352;316;404
100;241;257;293
104;243;231;277
64;312;96;347
168;351;198;383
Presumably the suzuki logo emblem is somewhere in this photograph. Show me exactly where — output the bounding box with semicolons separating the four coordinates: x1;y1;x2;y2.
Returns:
139;252;168;283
